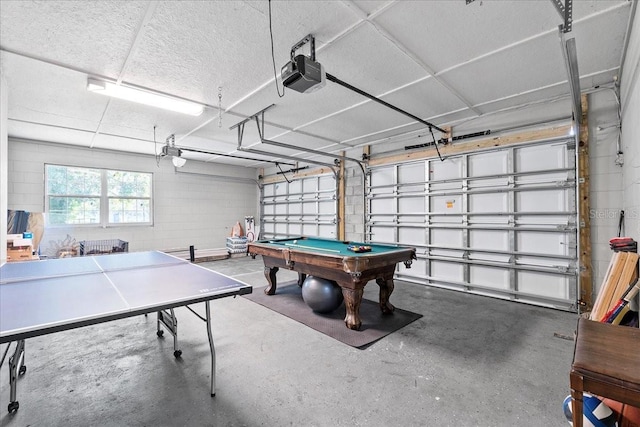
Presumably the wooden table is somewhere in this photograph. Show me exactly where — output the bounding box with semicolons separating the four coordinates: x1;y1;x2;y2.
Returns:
570;318;640;426
248;236;416;330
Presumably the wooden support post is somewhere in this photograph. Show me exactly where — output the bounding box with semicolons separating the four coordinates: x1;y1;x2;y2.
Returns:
338;151;346;241
578;94;593;310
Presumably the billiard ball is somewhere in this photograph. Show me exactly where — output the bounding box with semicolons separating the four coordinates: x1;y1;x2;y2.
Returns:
293;240;298;244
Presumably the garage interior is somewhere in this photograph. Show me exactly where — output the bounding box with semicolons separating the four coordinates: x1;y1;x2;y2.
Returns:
1;1;639;426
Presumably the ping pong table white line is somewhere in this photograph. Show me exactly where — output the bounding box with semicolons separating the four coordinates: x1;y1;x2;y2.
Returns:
0;254;186;284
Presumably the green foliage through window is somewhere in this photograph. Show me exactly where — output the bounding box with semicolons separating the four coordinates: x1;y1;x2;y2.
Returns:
45;165;152;226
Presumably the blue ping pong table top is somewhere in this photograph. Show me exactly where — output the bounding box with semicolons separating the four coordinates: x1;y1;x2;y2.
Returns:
0;251;252;343
0;250;185;283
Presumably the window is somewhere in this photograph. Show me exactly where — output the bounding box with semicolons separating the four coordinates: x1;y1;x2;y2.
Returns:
46;165;152;226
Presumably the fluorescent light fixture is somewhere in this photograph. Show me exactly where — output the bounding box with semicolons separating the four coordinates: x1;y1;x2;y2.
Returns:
87;78;204;116
172;156;187;168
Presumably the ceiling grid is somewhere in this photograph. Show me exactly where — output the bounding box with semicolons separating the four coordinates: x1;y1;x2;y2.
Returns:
0;0;632;167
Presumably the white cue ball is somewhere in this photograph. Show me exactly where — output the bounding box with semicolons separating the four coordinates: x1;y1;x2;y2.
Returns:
293;240;298;244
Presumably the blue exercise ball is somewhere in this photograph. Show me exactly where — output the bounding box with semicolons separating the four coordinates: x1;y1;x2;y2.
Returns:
301;276;344;313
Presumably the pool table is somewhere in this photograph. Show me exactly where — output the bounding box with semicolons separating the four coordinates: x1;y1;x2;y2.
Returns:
247;236;416;330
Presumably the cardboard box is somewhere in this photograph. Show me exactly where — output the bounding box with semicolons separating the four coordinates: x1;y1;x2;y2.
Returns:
7;247;36;262
9;238;32;247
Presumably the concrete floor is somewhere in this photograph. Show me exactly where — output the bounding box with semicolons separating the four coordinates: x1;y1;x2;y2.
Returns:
0;255;578;427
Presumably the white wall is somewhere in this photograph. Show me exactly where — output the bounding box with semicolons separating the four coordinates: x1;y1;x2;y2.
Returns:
619;5;640;313
620;5;640;243
587;89;624;292
0;72;8;262
6;139;258;255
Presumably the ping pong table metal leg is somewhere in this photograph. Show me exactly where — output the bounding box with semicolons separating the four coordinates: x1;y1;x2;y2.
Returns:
205;301;216;397
157;308;182;358
7;339;26;413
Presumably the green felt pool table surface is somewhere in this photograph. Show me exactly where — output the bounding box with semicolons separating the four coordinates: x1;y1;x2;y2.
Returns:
254;236;409;257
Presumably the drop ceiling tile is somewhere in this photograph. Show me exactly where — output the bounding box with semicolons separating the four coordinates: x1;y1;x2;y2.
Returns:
8;121;93;147
3;52;108;130
90;133;156;156
437;31;567;107
0;0;148;78
121;1;360;107
379;77;470;124
372;1;557;73
571;6;630;77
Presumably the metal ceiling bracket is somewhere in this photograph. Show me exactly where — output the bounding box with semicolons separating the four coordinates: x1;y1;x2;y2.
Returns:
551;0;573;33
290;34;316;61
559;29;582;124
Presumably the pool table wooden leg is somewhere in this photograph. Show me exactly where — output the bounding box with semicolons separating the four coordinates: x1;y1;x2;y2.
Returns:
376;277;395;315
341;288;363;330
263;266;279;295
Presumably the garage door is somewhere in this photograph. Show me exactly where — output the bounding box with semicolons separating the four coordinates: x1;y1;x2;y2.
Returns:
366;138;578;311
260;174;338;239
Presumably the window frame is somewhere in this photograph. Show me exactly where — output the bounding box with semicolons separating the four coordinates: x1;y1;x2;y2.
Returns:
45;164;154;227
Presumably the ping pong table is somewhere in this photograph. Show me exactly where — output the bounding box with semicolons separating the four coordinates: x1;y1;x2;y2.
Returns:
0;250;252;413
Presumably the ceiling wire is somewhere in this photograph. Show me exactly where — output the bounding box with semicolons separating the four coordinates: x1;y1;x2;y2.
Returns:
268;0;285;98
429;126;445;162
275;162;292;183
218;87;223;128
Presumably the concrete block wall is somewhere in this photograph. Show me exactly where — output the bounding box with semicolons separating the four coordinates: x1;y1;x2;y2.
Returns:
587;89;625;293
6;139;258;255
343;165;366;241
620;4;640;243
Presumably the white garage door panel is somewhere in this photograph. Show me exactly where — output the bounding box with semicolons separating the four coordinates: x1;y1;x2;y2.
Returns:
260;174;337;240
431;196;462;217
318;201;335;214
367;137;577;311
431;260;464;281
468;193;507;213
370;198;394;214
263;204;275;216
318;175;335;190
398;162;425;180
517;231;568;256
370;167;394;188
274;222;289;235
398;227;426;245
518;214;569;226
399;196;425;212
515;144;566;171
431;228;463;247
275;203;288;215
518;271;570;300
470;266;510;290
469;151;508;175
470;230;508;251
406;258;428;276
517;189;567;211
430;157;463;180
288;203;302;215
289;180;302;194
370;226;396;242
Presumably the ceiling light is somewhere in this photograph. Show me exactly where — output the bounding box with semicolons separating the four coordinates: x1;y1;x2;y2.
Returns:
87;78;204;116
172;156;187;168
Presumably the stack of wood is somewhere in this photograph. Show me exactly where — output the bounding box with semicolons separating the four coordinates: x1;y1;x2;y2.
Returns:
590;251;639;323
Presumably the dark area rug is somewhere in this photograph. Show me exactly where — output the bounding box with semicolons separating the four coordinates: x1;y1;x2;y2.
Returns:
243;282;423;348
